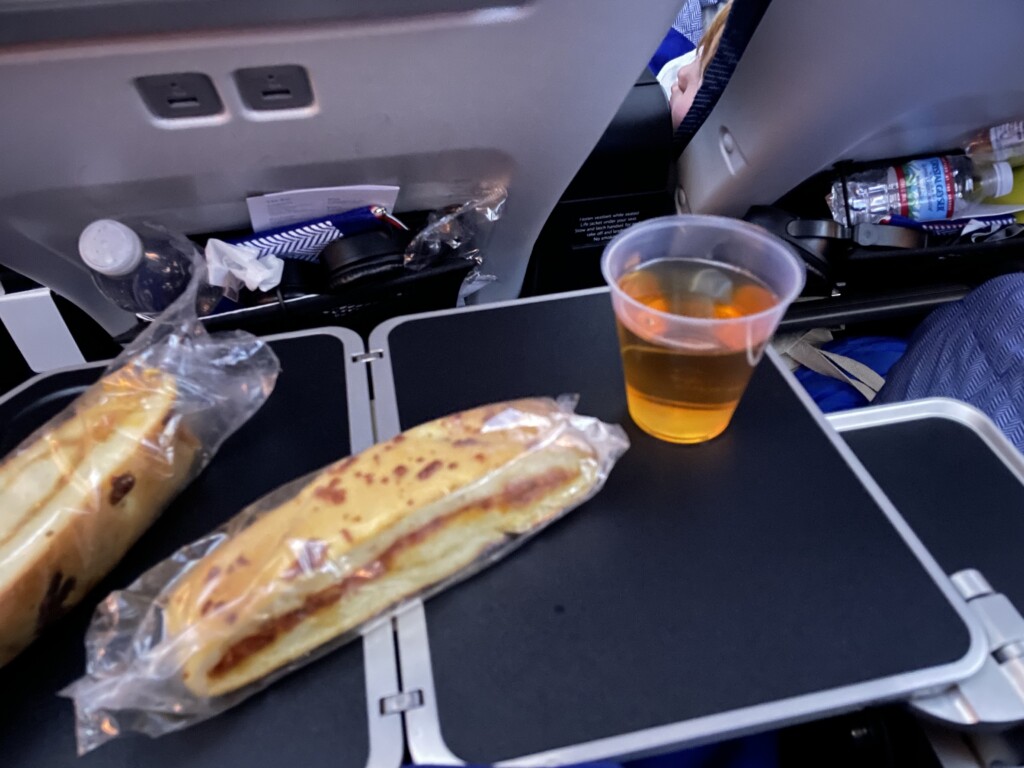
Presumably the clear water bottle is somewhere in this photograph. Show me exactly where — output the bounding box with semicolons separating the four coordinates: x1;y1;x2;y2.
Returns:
963;120;1024;166
78;220;218;315
827;155;1013;225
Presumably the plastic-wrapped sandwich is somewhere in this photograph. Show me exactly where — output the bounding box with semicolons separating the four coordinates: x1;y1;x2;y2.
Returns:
0;368;197;666
0;265;279;668
66;397;629;754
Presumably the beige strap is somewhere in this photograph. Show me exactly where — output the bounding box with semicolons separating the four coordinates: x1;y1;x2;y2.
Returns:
775;329;885;402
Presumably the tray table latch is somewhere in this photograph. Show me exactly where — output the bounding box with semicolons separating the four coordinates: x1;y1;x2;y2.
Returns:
379;689;424;715
352;350;384;364
912;569;1024;727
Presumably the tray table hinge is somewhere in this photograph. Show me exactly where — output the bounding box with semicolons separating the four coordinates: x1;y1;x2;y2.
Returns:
352;350;384;364
912;569;1024;727
379;689;424;715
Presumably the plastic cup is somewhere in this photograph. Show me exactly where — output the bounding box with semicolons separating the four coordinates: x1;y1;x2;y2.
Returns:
602;215;805;444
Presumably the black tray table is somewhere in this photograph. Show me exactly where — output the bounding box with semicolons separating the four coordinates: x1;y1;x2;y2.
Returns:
367;289;985;765
0;329;402;768
832;400;1024;730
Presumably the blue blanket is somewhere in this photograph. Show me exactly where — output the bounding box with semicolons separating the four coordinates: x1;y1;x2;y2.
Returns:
877;274;1024;451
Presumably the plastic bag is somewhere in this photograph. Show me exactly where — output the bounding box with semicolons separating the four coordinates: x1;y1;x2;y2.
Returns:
0;261;280;669
404;187;506;302
64;396;628;755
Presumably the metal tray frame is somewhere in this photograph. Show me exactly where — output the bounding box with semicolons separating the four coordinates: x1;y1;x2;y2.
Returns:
366;289;986;766
14;310;1022;765
0;327;402;768
829;398;1024;484
830;398;1024;730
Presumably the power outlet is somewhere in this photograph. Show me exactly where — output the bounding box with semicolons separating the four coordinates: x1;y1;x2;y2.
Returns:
234;65;314;112
135;73;224;119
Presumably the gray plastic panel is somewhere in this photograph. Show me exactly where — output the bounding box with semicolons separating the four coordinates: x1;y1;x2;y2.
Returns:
0;0;681;333
680;0;1024;216
0;0;525;46
0;288;85;372
369;291;984;765
0;328;401;768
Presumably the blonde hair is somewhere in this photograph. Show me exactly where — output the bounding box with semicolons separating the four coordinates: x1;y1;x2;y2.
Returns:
698;1;733;77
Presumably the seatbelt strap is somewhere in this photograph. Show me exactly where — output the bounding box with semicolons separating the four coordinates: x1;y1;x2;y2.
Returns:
775;329;886;402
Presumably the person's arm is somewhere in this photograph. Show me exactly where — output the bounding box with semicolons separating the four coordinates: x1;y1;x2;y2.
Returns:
669;54;702;129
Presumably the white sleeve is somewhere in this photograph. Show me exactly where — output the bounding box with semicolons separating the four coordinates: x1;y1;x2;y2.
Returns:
656;49;699;101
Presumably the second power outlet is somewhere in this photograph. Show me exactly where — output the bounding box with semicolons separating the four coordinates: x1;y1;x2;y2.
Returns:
234;65;314;112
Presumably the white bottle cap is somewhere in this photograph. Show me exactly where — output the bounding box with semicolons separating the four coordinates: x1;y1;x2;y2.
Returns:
993;161;1014;198
78;219;143;276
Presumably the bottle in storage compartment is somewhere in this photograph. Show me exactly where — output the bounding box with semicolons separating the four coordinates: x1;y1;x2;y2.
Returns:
827;155;1013;225
78;220;219;315
963;120;1024;166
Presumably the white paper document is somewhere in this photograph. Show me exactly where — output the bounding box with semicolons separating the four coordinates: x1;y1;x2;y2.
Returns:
246;185;400;232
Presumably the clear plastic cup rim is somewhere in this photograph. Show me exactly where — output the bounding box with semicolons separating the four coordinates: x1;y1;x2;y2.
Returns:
601;214;806;327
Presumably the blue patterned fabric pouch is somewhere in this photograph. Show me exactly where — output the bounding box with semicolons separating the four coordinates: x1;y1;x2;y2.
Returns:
228;205;389;261
877;274;1024;451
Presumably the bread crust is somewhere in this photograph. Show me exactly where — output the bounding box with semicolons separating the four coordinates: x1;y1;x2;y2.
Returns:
165;398;601;697
0;367;197;666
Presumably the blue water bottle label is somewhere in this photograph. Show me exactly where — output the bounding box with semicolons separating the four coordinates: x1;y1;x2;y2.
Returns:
892;157;956;221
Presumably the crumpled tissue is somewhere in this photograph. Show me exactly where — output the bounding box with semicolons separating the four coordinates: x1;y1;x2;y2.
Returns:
205;239;285;300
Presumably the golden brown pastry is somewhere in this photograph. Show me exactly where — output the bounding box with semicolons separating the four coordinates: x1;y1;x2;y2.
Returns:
0;366;198;666
166;398;606;698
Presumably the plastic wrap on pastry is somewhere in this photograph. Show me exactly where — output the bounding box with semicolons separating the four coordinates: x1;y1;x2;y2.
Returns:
0;264;279;668
65;397;628;754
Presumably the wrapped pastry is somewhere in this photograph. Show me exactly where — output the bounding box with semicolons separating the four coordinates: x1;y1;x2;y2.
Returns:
0;368;197;666
0;264;279;667
66;397;628;754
